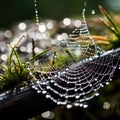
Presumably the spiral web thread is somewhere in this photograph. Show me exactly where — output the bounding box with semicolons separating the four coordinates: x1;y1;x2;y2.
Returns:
31;9;120;108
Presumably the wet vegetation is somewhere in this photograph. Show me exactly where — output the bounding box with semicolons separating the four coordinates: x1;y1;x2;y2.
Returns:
0;2;120;120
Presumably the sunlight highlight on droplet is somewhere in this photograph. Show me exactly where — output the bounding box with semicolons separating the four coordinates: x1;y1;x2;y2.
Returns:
4;30;13;38
74;20;81;27
66;104;72;109
41;111;54;119
61;33;68;40
47;22;54;29
20;46;26;52
18;22;27;30
41;111;50;119
34;47;41;53
26;43;32;53
34;0;39;25
103;102;110;109
91;10;95;15
57;35;63;41
63;18;71;26
1;54;7;61
38;23;46;32
83;103;88;108
0;46;6;53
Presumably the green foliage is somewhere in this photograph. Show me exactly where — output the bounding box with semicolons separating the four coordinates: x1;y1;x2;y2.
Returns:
30;46;78;72
0;44;30;92
0;5;120;94
99;5;120;49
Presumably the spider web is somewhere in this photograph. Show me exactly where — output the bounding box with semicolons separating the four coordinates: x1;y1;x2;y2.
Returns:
30;9;120;108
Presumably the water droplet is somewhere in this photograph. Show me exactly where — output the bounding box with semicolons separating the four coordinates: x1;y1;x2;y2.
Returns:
62;71;66;74
80;88;83;91
46;94;51;98
67;81;70;84
34;0;39;25
100;83;104;87
65;95;68;99
36;80;40;84
94;78;97;81
83;103;88;108
57;100;61;105
109;78;112;81
18;22;26;30
47;22;54;29
54;83;57;86
50;80;55;83
93;89;97;92
37;90;41;93
106;82;110;85
66;88;69;92
114;66;116;69
103;102;110;109
80;99;85;102
34;87;38;90
66;68;69;71
46;85;50;89
89;84;92;87
74;20;81;27
91;10;95;15
32;85;36;89
75;94;80;99
79;103;83;107
42;81;46;85
38;23;46;32
89;57;93;61
66;104;72;109
41;111;52;119
42;90;47;94
74;88;78;92
82;92;85;95
63;18;71;26
74;102;79;106
95;92;99;96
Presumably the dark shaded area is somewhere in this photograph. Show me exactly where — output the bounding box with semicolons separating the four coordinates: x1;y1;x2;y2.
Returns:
0;0;105;28
0;86;58;120
0;1;120;120
0;48;120;120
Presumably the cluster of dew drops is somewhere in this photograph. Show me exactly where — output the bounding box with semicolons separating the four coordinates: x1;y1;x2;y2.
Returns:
27;0;120;109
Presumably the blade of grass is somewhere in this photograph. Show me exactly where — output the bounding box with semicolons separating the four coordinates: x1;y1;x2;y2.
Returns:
99;18;118;36
99;5;120;39
30;47;53;61
99;5;120;33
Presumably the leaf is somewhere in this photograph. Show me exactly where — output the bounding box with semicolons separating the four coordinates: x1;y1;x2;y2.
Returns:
30;47;53;61
99;5;120;39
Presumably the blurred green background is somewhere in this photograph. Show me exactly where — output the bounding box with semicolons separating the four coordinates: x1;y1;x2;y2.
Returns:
1;0;120;28
0;0;120;120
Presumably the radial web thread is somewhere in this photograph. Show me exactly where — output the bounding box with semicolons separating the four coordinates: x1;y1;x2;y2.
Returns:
31;9;120;108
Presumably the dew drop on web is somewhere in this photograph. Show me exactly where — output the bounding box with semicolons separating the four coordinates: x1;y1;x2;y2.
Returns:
34;0;39;25
91;10;96;15
30;0;120;109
